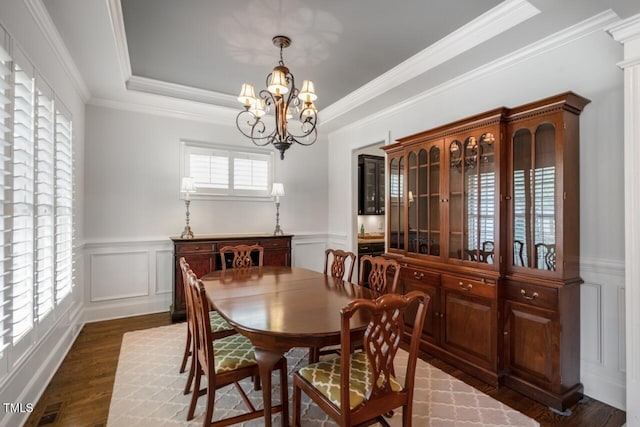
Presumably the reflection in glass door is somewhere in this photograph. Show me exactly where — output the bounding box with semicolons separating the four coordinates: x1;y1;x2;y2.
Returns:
512;123;556;271
448;132;496;264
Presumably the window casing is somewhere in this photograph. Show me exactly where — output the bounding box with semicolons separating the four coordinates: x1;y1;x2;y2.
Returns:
180;140;274;199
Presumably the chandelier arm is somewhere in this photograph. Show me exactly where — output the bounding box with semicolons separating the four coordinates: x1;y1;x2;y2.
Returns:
235;109;276;145
288;126;318;147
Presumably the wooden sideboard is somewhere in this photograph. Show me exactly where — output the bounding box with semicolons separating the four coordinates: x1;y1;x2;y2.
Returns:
170;234;293;321
383;92;589;412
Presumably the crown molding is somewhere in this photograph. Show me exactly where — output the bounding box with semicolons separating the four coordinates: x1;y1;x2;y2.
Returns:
106;0;131;85
330;9;620;137
321;0;540;126
88;94;237;126
23;0;91;102
126;75;238;108
607;12;640;43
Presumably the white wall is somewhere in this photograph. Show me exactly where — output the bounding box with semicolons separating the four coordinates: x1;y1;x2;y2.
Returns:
0;2;86;426
328;27;627;409
82;104;329;321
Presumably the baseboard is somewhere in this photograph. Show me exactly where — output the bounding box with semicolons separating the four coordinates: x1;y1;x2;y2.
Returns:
0;305;84;427
581;364;626;410
83;294;171;324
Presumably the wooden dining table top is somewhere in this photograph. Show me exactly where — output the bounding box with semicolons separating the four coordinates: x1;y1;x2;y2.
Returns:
200;266;372;349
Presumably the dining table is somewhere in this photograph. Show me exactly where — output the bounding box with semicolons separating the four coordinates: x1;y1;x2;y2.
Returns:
200;265;372;427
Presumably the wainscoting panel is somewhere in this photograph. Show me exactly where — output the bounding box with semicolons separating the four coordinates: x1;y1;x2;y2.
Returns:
291;234;329;272
580;257;626;410
155;249;173;295
83;239;174;323
90;251;149;301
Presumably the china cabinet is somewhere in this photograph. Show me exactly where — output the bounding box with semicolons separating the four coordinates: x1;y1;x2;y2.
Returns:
170;234;292;321
384;92;589;411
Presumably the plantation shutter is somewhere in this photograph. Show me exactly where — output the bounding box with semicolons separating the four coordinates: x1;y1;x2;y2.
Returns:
35;85;55;320
54;107;72;303
0;42;11;354
11;54;35;343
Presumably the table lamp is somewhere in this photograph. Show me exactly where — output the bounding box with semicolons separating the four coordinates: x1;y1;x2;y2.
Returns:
180;177;196;238
271;183;285;235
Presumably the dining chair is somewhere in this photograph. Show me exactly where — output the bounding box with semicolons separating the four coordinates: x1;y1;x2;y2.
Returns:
179;257;236;395
324;248;357;282
358;255;400;296
220;244;264;270
293;291;429;426
309;251;357;363
186;270;288;427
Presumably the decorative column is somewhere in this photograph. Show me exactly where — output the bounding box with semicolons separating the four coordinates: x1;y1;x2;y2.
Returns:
609;13;640;427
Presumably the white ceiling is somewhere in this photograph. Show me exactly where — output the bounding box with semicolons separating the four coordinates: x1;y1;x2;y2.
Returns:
42;0;640;131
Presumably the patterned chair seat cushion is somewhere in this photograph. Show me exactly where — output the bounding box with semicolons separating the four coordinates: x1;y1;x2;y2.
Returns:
298;352;403;409
213;334;257;373
209;310;232;333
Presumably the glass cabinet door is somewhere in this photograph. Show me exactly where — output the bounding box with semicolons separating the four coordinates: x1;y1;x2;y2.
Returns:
407;145;441;256
511;123;556;272
447;132;497;265
388;155;404;251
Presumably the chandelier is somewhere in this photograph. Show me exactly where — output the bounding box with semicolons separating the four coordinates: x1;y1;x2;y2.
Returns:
236;35;318;160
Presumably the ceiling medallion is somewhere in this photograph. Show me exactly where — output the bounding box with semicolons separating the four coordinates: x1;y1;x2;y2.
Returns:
236;35;318;160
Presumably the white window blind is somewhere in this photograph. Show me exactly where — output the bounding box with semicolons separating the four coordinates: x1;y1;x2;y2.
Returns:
0;26;74;361
181;141;273;198
12;60;35;343
233;155;269;191
35;87;54;320
55;109;72;303
0;43;11;355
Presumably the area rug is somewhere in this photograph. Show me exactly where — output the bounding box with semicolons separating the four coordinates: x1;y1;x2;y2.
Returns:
107;323;539;426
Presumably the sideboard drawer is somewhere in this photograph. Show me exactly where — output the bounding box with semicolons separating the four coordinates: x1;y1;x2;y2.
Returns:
400;265;440;285
504;281;557;310
219;240;260;248
176;243;215;254
442;274;496;299
260;239;291;249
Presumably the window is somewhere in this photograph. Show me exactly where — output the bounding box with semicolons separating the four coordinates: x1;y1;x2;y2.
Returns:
0;32;74;361
180;140;274;199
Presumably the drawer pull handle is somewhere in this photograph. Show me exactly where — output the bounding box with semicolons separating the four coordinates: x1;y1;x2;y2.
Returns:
458;281;473;291
413;271;424;280
520;289;539;301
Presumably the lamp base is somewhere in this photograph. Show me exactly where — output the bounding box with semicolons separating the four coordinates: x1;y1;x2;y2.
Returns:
181;199;194;238
273;201;283;235
181;225;194;239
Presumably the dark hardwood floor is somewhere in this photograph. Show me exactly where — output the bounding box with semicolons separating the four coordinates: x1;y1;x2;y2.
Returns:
24;312;625;427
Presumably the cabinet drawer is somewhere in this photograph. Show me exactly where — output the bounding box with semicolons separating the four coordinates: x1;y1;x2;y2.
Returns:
176;243;215;254
504;282;557;310
260;239;290;249
358;242;385;253
400;266;440;286
442;274;496;299
219;240;259;248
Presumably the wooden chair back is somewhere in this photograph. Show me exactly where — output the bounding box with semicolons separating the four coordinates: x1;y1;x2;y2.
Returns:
535;242;556;271
219;244;264;270
293;291;429;426
340;291;428;425
358;255;400;296
324;249;356;282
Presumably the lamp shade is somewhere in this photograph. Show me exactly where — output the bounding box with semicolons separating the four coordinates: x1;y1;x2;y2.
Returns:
237;83;256;106
297;80;317;102
271;182;285;197
267;67;289;96
181;177;196;193
250;98;266;117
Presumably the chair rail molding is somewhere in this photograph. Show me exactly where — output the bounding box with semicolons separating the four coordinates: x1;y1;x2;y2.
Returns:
608;12;640;426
